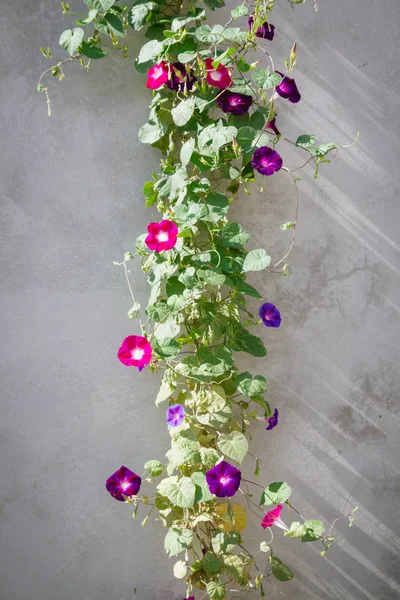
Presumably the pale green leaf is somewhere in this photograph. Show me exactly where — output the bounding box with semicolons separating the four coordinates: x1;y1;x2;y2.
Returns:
243;248;271;272
217;431;248;464
260;482;292;506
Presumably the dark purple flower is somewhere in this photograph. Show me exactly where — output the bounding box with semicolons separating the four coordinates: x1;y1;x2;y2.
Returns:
259;302;281;327
251;146;283;176
206;460;241;498
105;466;142;501
166;404;185;427
248;15;275;40
275;71;301;103
185;597;195;600
166;62;196;92
265;116;280;137
266;408;279;430
216;90;253;116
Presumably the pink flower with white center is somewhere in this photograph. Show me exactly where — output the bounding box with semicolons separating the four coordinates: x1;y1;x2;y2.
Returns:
146;61;169;90
145;219;178;252
261;504;289;531
205;58;232;89
117;335;152;371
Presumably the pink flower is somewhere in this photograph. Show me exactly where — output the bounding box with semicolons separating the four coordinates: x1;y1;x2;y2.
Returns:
145;219;178;252
205;58;232;89
117;335;152;371
261;504;289;531
146;61;169;90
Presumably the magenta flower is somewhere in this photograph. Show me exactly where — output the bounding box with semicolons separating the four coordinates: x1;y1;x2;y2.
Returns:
251;146;283;176
166;404;185;427
275;71;301;103
117;335;152;370
248;15;275;40
266;408;279;430
216;90;252;116
146;61;169;90
145;219;178;252
205;58;232;89
261;504;289;531
166;62;196;92
206;460;241;498
185;597;195;600
105;466;142;501
265;116;280;137
259;302;281;328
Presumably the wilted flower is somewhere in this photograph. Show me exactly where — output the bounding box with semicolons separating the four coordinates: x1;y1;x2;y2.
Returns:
146;61;169;90
166;62;196;92
265;116;280;137
259;302;281;327
261;504;289;531
266;408;279;430
216;90;253;116
206;460;241;497
166;404;185;427
248;15;275;40
105;466;142;501
275;71;301;103
205;58;232;89
117;335;152;370
145;219;178;252
251;146;283;176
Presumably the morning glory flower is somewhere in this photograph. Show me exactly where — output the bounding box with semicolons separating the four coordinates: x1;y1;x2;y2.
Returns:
205;58;232;89
166;62;196;92
259;302;281;328
206;460;241;498
117;335;152;370
166;404;185;427
146;61;169;90
145;219;178;252
275;71;301;103
266;408;279;430
248;15;275;40
251;146;283;176
105;466;142;501
216;90;253;116
265;116;280;137
261;504;289;531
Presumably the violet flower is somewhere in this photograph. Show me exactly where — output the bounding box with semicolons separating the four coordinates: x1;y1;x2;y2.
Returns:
261;504;289;531
146;61;169;90
166;62;196;92
216;90;253;116
275;71;301;103
259;302;281;328
105;466;142;501
251;146;283;176
206;460;241;498
265;116;280;137
166;404;185;427
248;15;275;40
205;58;232;89
117;335;152;370
266;408;279;430
145;219;178;252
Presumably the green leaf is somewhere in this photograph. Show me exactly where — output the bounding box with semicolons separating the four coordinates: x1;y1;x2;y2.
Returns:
171;8;206;32
284;521;308;539
180;138;195;167
104;13;124;35
178;266;197;289
236;372;267;397
212;530;240;554
225;277;262;299
164;526;193;556
166;436;201;468
230;325;267;357
229;78;256;96
173;560;187;579
153;337;180;359
198;121;237;154
270;556;294;582
202;551;222;574
243;248;271;272
157;476;196;508
251;69;282;89
85;0;115;11
76;9;98;24
80;41;107;59
200;447;220;467
301;519;325;542
194;24;223;43
207;582;226;600
260;482;292;506
222;554;247;584
139;119;167;144
137;39;163;63
59;28;84;55
221;223;250;247
202;192;230;224
260;541;270;553
231;5;248;17
129;1;158;31
197;268;226;286
144;459;163;477
236;126;257;154
315;143;336;157
217;431;248;464
203;0;225;9
295;134;316;149
171;97;195;127
191;471;215;502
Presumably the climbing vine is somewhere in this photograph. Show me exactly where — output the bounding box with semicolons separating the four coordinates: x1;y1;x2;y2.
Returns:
39;0;357;598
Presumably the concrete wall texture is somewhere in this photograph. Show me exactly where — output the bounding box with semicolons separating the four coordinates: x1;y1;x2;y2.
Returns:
1;0;400;599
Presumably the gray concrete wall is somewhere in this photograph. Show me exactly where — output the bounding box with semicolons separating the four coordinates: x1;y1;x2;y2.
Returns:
1;0;400;599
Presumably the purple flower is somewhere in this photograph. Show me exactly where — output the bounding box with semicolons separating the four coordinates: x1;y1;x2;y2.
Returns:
216;90;253;116
275;71;301;103
248;15;275;40
251;146;283;176
105;466;142;501
266;408;279;430
166;404;185;427
265;116;280;137
166;62;196;92
259;302;281;327
206;460;241;498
